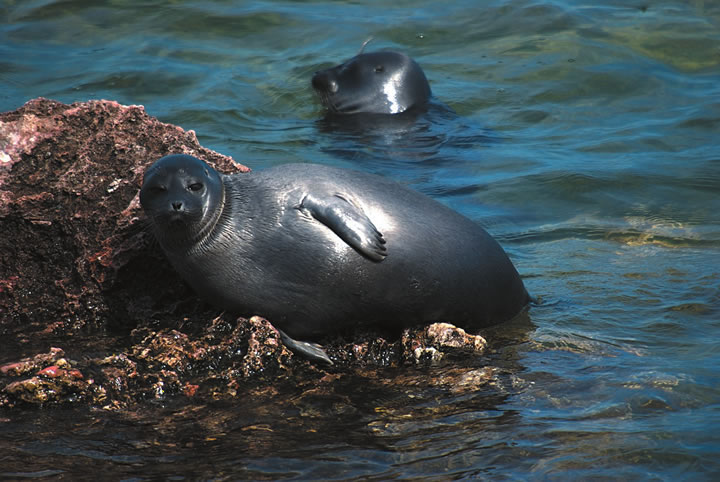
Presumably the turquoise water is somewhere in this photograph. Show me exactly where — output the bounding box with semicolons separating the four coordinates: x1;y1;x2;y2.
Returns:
2;0;720;479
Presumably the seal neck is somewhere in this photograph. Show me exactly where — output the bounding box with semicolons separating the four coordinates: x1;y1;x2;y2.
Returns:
188;178;227;255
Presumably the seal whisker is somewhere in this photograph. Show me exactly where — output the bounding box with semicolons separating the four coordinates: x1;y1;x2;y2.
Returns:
358;37;374;55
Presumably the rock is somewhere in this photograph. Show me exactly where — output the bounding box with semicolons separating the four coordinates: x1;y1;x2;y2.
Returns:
0;98;490;409
0;347;101;408
0;347;66;376
0;97;248;337
405;322;488;363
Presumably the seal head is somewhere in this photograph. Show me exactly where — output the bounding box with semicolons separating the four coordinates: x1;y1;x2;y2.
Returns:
139;154;224;254
312;51;431;115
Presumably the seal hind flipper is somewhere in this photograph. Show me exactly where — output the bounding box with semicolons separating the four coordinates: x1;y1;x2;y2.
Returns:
277;329;334;365
299;193;387;262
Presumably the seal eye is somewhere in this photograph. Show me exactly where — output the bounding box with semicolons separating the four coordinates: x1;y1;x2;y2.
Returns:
188;182;203;192
149;185;166;195
374;65;384;73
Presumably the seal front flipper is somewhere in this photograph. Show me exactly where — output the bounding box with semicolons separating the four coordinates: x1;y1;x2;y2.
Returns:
277;329;334;365
299;193;387;261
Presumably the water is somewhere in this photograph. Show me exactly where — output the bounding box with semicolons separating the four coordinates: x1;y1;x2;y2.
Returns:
2;0;720;479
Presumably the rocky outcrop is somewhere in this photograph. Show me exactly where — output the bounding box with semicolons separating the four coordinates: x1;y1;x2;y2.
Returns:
0;97;247;336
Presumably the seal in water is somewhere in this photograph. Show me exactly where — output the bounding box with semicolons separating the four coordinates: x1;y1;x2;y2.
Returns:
140;154;529;363
312;50;431;115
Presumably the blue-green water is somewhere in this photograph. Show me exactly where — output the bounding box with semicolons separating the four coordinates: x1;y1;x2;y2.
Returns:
2;0;720;479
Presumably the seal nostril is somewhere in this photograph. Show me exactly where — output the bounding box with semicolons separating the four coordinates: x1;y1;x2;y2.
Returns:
311;73;326;91
172;201;183;211
312;71;339;94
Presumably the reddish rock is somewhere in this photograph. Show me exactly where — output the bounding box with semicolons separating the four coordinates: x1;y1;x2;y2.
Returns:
0;97;248;337
37;366;65;378
0;347;98;408
0;347;66;376
3;371;99;407
183;383;199;397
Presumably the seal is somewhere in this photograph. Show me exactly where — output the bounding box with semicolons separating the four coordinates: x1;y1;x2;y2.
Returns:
312;50;431;115
140;154;529;363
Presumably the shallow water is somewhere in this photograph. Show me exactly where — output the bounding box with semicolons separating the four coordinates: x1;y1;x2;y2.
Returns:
2;0;720;479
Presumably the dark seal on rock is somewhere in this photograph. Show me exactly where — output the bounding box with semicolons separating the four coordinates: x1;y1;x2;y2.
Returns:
140;154;529;363
312;50;431;115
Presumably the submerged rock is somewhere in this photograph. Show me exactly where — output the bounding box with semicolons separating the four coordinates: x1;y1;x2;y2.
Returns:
0;347;99;407
0;98;490;409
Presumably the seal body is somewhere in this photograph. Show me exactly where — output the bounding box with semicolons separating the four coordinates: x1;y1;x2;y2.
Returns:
312;50;431;115
140;155;529;361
